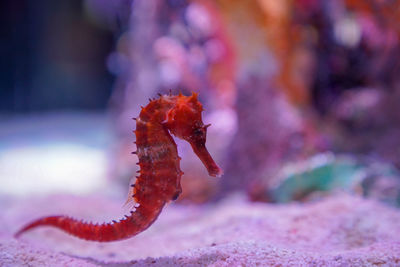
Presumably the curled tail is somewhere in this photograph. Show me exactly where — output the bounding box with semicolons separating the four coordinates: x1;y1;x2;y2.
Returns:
14;202;165;242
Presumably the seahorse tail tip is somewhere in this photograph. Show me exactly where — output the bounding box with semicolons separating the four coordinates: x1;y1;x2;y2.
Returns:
14;216;65;238
14;220;41;238
14;224;36;238
14;229;24;238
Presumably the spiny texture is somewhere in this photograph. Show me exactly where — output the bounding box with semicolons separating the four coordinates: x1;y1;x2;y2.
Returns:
15;93;222;242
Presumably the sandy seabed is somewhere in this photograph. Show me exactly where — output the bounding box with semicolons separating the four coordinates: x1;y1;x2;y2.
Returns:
1;193;400;266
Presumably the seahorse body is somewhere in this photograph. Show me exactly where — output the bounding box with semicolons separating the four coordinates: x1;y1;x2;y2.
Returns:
15;93;222;241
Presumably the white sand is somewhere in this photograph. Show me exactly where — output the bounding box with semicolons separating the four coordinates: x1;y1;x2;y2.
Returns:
2;193;400;266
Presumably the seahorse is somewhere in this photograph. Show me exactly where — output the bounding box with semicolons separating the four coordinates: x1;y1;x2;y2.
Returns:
15;93;222;242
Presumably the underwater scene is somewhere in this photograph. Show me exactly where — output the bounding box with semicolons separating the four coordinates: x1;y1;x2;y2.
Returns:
1;0;400;266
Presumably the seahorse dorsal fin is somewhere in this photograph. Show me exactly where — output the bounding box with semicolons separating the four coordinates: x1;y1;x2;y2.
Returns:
123;176;138;210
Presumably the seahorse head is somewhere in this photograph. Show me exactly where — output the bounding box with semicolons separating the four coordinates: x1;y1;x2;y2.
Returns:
165;93;222;177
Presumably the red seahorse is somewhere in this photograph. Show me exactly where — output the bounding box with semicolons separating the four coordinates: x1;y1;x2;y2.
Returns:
15;93;222;242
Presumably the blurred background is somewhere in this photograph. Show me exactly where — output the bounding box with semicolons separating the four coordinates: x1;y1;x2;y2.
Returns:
1;0;400;206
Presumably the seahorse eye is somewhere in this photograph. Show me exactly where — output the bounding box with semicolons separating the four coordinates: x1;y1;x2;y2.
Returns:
193;128;203;136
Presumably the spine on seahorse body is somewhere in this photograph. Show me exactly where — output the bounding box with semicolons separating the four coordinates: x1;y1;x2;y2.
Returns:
15;93;222;242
